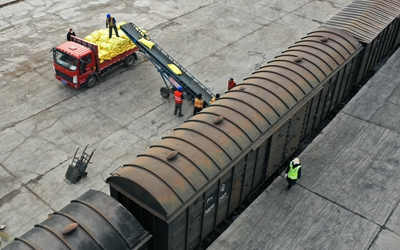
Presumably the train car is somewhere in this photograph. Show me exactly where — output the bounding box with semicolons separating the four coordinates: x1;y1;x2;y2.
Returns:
322;0;400;83
3;190;152;250
106;27;363;250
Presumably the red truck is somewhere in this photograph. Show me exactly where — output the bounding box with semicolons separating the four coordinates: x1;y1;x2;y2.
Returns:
53;36;139;88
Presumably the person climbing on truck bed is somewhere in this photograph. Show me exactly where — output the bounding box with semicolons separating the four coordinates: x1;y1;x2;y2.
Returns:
67;28;76;41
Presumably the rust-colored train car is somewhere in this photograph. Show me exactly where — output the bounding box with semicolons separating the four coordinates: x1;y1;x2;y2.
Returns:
3;190;151;250
322;0;400;83
107;1;400;248
107;27;363;250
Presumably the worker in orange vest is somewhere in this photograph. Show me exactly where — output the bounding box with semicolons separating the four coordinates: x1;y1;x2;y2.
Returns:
209;94;220;104
193;93;204;116
174;86;184;117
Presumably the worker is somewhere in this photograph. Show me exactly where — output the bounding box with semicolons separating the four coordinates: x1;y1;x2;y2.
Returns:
209;94;220;104
193;93;204;116
284;158;302;191
66;28;76;41
228;78;236;90
174;86;184;117
106;14;119;38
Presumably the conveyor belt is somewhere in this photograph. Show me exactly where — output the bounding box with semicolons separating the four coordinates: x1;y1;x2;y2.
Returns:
121;23;214;104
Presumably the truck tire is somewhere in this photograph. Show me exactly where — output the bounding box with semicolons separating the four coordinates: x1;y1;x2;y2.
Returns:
86;75;96;88
160;87;170;98
124;55;135;67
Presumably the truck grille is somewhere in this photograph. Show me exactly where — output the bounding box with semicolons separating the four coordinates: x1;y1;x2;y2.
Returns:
56;70;73;83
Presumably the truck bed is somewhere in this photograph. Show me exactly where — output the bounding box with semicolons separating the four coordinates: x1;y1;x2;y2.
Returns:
121;23;214;104
71;36;138;72
98;49;137;71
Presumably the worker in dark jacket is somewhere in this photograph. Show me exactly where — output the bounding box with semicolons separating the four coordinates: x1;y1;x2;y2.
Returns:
67;28;76;41
193;93;204;116
284;158;302;191
209;94;220;104
174;86;184;117
228;78;236;90
106;14;119;38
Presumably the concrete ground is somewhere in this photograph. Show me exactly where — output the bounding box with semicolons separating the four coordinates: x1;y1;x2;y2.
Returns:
208;48;400;250
0;0;352;247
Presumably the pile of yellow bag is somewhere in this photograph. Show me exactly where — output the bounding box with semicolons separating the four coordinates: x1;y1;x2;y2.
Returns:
84;22;137;63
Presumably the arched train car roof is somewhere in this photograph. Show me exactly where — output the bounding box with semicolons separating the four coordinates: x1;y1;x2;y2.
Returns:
4;190;151;250
107;27;362;223
322;0;400;43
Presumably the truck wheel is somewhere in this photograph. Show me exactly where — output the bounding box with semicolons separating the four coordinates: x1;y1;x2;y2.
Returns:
124;55;135;67
160;87;170;98
86;76;96;88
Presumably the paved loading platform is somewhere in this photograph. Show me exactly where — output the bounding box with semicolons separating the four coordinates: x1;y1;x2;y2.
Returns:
208;47;400;250
0;0;368;247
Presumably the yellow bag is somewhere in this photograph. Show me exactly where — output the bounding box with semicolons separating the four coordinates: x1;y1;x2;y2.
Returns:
104;43;113;51
84;35;95;43
98;29;109;37
135;26;148;37
168;64;182;75
91;31;100;41
99;42;108;49
138;38;155;49
98;36;108;42
99;50;111;61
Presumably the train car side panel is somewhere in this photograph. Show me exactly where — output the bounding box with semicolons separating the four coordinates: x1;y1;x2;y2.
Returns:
241;150;257;202
203;185;219;236
395;17;400;47
266;122;290;177
169;211;187;250
286;111;306;158
252;139;270;190
187;196;204;249
216;172;233;225
229;159;246;213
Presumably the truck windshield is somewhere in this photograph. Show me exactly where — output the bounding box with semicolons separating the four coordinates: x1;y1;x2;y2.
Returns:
53;50;78;71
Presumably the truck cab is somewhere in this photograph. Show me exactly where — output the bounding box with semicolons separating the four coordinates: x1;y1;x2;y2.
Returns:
53;41;96;89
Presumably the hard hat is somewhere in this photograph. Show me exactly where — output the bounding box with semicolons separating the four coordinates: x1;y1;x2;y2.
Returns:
177;86;183;91
106;14;111;18
292;158;300;164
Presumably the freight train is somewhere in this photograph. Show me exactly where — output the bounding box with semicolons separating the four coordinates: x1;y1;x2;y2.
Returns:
4;0;400;249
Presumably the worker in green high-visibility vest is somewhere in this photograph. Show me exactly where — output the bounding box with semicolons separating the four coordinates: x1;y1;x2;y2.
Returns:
284;158;302;191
